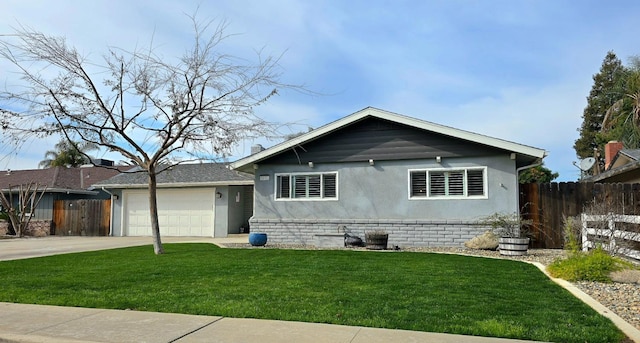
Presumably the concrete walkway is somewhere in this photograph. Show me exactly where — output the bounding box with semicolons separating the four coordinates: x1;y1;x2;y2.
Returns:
0;236;249;261
0;236;634;342
0;302;539;343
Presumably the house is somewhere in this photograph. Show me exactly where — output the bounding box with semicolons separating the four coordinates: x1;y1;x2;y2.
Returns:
94;163;253;237
586;141;640;183
230;107;547;248
0;164;126;235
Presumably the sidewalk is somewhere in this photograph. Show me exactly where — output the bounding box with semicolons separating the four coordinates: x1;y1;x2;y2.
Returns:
0;302;540;343
0;236;249;261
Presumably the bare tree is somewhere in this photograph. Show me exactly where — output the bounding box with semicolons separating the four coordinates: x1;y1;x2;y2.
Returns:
0;16;297;254
0;182;47;237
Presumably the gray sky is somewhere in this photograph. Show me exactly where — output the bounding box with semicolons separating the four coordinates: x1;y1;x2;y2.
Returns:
1;0;638;181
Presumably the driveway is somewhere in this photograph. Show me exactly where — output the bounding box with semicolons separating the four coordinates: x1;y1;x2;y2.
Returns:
0;236;248;261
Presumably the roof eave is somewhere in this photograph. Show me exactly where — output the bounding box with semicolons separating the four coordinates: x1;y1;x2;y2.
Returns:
586;160;640;182
94;180;254;189
230;107;547;172
0;188;99;195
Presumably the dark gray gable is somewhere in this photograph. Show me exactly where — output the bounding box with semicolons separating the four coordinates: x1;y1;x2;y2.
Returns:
263;117;505;165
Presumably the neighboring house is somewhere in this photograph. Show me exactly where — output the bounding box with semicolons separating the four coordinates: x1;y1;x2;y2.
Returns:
230;107;547;248
94;163;253;237
0;164;124;220
586;141;640;183
0;164;126;235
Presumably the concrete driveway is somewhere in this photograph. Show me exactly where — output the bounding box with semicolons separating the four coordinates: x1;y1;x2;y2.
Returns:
0;235;248;261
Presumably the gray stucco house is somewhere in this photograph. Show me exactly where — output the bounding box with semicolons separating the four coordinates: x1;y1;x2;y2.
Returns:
230;107;547;247
94;163;253;237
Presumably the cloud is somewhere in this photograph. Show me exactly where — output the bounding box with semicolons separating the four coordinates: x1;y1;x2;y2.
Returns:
1;0;640;182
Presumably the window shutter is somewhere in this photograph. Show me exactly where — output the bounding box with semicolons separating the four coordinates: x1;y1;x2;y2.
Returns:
429;172;446;196
323;173;337;198
448;171;464;196
410;171;427;197
467;169;485;196
293;176;307;198
308;175;321;197
276;175;290;198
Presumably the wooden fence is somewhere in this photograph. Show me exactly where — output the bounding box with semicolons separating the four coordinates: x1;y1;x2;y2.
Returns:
519;182;640;249
52;199;111;236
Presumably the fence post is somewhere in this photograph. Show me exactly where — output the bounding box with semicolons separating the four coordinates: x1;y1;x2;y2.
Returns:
608;212;616;255
581;213;588;252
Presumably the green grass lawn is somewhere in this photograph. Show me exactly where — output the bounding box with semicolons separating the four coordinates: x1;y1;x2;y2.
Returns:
0;243;625;343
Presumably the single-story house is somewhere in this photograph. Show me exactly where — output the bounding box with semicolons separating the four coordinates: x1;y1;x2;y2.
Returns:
0;163;126;235
94;163;253;237
230;107;547;247
586;141;640;183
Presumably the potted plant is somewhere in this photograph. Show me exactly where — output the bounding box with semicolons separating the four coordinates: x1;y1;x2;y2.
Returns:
481;212;531;256
365;230;389;250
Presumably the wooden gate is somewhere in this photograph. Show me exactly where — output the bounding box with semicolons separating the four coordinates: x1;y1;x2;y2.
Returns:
53;199;111;236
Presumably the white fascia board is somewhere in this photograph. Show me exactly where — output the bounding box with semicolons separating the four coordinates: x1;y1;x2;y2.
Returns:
94;180;254;189
1;188;99;195
230;107;547;171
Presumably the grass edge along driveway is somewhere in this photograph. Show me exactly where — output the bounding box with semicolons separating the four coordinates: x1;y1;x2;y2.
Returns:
0;243;626;343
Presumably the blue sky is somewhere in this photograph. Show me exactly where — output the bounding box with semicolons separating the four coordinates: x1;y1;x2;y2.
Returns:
1;0;639;181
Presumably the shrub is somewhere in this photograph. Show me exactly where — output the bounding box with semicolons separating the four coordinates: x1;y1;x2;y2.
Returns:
562;216;581;253
480;212;531;238
547;247;634;282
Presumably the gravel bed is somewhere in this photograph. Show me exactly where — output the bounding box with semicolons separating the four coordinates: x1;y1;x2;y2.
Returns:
223;243;639;330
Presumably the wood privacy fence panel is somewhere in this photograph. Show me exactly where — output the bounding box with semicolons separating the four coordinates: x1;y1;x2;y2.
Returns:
53;199;111;236
520;182;640;249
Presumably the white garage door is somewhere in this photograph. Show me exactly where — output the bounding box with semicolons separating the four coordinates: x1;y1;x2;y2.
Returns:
123;188;215;237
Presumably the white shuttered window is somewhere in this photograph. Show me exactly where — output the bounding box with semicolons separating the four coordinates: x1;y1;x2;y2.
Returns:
276;172;338;200
409;167;487;199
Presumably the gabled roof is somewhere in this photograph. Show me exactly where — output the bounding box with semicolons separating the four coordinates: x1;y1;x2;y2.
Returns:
230;107;547;172
608;148;640;170
0;166;128;194
94;163;253;189
588;148;640;183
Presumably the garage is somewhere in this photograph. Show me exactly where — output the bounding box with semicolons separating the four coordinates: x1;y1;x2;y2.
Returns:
123;188;215;237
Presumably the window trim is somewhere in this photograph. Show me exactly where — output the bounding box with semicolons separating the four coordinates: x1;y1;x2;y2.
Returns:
274;171;339;201
408;167;488;200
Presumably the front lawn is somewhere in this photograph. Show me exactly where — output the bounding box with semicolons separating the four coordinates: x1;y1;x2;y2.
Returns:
0;244;625;342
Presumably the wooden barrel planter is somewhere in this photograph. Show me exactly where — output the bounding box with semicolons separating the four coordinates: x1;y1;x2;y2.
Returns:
365;232;388;250
498;237;530;256
249;233;268;246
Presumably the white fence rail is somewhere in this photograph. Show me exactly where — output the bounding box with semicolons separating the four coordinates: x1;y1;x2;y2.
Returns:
581;213;640;260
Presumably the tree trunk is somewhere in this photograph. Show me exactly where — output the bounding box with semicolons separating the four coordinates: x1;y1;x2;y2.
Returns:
148;168;164;254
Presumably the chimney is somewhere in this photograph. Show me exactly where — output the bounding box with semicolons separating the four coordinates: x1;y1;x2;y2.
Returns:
251;144;265;155
604;141;624;170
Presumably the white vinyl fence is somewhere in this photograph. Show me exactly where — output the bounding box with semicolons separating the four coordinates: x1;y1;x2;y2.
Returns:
581;213;640;261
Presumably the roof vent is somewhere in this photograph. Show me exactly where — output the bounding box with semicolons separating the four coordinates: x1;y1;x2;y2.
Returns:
91;159;114;167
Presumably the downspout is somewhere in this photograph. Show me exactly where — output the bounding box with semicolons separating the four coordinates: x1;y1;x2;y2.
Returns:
101;187;116;236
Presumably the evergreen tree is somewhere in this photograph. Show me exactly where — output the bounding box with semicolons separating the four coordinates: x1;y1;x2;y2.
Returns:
519;164;559;184
574;51;626;167
600;57;640;150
